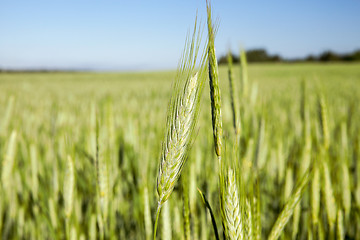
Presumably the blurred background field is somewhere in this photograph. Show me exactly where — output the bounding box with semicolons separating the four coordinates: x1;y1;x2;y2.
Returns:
0;62;360;239
1;0;360;239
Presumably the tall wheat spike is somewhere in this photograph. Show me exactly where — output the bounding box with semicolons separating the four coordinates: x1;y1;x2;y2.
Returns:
220;168;243;240
268;168;312;240
154;18;207;240
156;24;206;207
207;1;223;159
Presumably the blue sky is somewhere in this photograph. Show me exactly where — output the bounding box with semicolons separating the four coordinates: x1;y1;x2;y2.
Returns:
0;0;359;71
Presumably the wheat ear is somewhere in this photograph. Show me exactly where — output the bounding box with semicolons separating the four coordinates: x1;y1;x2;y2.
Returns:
154;18;207;240
221;168;243;240
268;167;312;240
207;0;223;159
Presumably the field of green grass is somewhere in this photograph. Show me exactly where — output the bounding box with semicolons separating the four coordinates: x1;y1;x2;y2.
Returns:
0;63;360;239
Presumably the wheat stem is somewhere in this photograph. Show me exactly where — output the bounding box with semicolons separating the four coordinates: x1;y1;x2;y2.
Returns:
153;204;161;240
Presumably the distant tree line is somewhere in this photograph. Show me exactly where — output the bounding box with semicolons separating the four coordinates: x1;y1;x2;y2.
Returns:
0;69;85;73
218;49;360;64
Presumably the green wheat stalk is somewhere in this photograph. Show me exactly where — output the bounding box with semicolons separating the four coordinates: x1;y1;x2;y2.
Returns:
207;0;223;160
268;167;312;240
220;168;243;240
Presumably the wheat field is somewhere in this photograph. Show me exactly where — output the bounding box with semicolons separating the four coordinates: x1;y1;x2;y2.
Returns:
0;61;359;239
